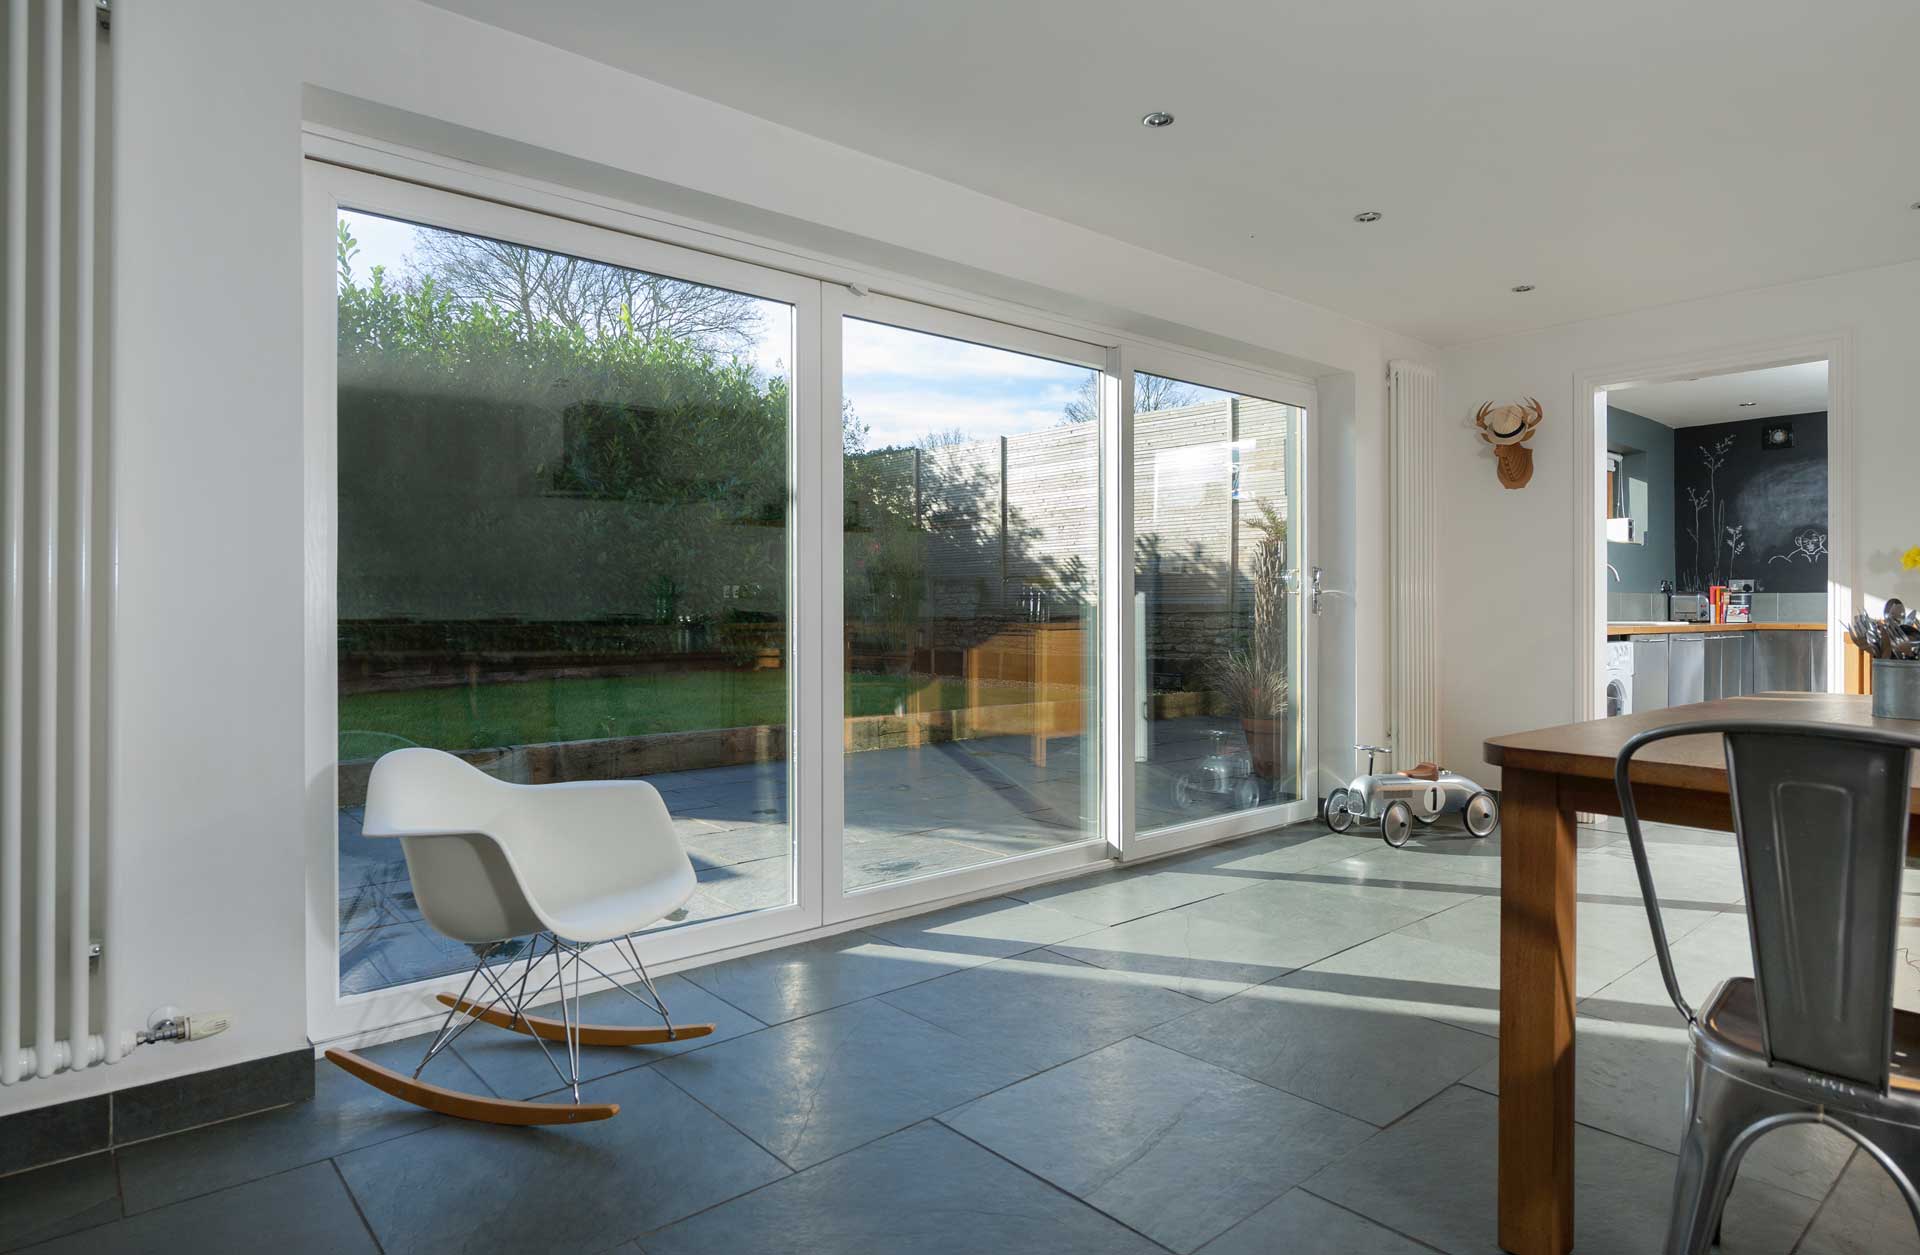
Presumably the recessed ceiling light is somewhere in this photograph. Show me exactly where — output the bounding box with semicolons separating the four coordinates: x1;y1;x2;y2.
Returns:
1510;284;1535;293
1739;401;1758;407
1141;111;1174;128
1353;211;1382;223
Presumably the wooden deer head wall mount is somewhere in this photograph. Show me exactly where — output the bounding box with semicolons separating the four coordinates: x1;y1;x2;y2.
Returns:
1474;398;1543;490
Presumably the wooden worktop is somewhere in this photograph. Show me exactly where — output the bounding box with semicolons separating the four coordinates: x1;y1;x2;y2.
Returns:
1605;621;1826;637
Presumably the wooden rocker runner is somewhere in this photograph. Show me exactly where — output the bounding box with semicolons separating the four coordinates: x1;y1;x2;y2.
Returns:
326;749;716;1125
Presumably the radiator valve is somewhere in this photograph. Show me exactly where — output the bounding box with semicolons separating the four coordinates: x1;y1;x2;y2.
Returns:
138;1008;234;1045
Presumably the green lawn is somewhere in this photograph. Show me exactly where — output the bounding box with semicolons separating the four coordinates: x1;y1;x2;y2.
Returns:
338;670;1081;759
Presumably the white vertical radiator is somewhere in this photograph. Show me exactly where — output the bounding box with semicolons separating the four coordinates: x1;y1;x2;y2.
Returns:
1387;360;1442;767
2;0;117;1085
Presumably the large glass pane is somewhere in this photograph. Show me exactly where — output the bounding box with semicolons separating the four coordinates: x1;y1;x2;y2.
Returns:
1131;373;1302;833
841;318;1100;891
335;210;795;993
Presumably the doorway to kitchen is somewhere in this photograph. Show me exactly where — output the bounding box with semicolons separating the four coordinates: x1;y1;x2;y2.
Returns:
1573;339;1852;727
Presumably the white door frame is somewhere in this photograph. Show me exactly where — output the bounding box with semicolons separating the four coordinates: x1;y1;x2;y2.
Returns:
1569;332;1854;722
1113;344;1320;863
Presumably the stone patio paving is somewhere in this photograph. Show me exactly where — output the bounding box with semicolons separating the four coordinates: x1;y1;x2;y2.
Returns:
338;717;1294;992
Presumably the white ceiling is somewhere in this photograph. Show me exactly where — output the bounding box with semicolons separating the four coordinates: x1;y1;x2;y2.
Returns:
426;0;1920;348
1609;361;1828;427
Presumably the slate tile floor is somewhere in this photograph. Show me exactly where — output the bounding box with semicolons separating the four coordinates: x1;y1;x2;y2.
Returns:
10;817;1920;1253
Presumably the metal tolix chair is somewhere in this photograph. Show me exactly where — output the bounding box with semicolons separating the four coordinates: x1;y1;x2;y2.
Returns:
1615;719;1920;1254
327;748;715;1124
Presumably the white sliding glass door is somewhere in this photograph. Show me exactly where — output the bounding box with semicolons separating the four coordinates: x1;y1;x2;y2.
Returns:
303;162;1319;1042
1112;354;1317;861
304;164;827;1041
821;294;1113;922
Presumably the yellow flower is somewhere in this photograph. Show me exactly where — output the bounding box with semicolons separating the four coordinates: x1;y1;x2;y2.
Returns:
1905;546;1920;572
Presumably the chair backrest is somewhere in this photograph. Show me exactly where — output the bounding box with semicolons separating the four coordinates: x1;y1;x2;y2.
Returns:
1616;720;1920;1091
361;747;506;838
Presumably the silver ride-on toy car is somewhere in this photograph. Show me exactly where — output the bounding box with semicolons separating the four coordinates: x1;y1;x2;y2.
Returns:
1324;744;1499;848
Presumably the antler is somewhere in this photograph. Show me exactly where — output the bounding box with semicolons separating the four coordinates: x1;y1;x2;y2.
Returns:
1519;397;1543;440
1474;402;1494;444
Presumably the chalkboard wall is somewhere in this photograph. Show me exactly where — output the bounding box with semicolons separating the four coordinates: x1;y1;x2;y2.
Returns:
1672;412;1827;594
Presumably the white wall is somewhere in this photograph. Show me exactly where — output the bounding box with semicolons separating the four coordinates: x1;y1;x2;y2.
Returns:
1437;259;1920;784
3;0;1432;1113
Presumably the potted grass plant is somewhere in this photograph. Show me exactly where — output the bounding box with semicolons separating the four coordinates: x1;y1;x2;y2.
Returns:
1212;499;1291;780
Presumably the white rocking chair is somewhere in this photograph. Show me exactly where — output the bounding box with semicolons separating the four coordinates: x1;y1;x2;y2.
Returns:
326;748;715;1125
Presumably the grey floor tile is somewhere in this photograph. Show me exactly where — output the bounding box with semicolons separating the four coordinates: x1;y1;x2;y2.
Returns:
1162;831;1385;880
1315;843;1504;889
1053;876;1470;1002
25;1161;375;1255
0;1152;120;1253
656;997;1032;1169
1145;979;1496;1126
1305;1085;1816;1254
1278;930;1504;1037
1797;1152;1920;1253
1196;1189;1433;1255
449;974;764;1101
1007;865;1241;926
680;931;964;1024
1397;894;1719;1000
944;1037;1373;1254
1583;909;1757;1025
336;1066;786;1253
883;948;1204;1071
860;895;1102;965
639;1121;1164;1255
1456;1013;1853;1203
118;1037;447;1214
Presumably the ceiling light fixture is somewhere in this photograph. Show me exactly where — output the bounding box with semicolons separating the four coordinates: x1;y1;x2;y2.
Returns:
1510;284;1535;293
1353;211;1382;223
1739;401;1758;407
1141;111;1174;128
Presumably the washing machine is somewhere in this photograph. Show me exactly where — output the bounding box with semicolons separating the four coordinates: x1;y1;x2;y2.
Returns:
1605;640;1635;717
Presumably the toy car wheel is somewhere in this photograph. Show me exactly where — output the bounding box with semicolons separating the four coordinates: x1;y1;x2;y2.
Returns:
1234;778;1261;810
1381;800;1414;848
1325;788;1354;832
1464;790;1499;838
1173;775;1201;811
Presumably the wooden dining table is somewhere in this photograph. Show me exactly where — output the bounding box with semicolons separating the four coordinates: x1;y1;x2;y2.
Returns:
1483;692;1920;1255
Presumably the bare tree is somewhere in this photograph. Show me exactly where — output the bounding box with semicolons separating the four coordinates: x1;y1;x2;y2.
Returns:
1060;373;1201;424
409;230;766;353
915;426;971;450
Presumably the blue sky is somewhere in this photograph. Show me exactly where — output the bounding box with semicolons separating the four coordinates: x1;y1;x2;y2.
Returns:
338;210;1229;449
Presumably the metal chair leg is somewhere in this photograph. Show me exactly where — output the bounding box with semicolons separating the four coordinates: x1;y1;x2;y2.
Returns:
1666;1054;1778;1255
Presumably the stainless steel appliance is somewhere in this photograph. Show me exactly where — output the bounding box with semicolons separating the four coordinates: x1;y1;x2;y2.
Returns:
1671;593;1711;623
1630;635;1669;714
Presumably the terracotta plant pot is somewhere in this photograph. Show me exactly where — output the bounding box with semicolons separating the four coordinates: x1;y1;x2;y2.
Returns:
1240;716;1286;781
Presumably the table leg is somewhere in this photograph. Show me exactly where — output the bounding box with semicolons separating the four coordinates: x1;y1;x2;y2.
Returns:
1498;767;1577;1255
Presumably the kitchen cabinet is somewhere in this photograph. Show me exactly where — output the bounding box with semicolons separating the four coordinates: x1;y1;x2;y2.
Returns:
1753;630;1827;693
1669;635;1705;706
1703;634;1752;701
